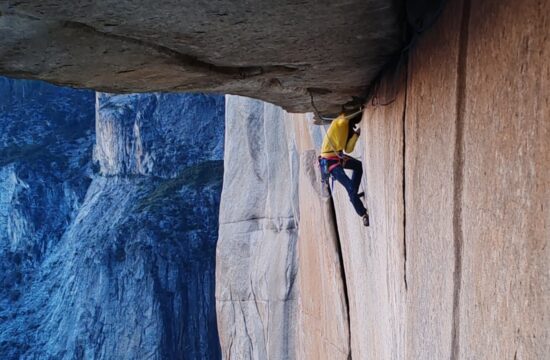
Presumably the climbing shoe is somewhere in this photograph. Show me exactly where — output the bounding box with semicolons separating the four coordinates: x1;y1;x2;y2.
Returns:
362;213;370;227
358;192;365;198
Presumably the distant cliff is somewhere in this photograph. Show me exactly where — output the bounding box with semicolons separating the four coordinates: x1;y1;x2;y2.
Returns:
0;78;225;359
0;77;95;358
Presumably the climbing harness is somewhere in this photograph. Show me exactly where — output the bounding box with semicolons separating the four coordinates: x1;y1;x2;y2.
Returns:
319;153;355;192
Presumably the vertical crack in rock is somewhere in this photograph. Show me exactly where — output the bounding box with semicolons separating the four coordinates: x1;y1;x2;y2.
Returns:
451;0;470;359
328;194;352;357
402;66;409;292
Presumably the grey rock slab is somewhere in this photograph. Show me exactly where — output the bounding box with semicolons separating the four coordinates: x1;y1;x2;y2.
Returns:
216;95;300;359
0;1;403;113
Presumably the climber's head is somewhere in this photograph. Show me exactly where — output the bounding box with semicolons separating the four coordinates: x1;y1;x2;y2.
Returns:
347;112;362;132
349;112;362;126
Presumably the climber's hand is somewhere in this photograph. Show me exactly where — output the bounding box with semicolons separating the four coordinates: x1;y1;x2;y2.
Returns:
355;128;361;136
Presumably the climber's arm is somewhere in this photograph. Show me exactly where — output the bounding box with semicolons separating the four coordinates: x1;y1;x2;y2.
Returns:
345;131;359;153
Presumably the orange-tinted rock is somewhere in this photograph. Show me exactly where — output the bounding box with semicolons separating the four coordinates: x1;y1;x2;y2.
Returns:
403;0;464;357
330;71;407;359
458;0;549;358
294;115;350;358
325;0;549;358
296;150;350;359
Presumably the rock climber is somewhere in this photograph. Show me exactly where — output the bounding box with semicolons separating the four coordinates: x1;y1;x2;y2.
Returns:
319;110;369;226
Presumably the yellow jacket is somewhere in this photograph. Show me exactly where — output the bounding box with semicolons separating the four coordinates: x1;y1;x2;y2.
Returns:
320;114;359;158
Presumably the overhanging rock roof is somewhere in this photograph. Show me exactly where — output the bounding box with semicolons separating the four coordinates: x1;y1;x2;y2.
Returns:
0;1;404;113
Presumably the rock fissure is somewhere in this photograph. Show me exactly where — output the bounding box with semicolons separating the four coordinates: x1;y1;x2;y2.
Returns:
328;192;352;357
216;299;296;302
219;216;297;231
402;65;409;292
450;0;470;359
237;301;254;356
58;18;300;80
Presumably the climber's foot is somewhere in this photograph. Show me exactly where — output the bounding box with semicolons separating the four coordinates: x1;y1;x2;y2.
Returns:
362;213;370;227
358;192;365;198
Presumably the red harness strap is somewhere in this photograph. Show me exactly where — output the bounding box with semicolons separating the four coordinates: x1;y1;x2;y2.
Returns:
323;154;348;173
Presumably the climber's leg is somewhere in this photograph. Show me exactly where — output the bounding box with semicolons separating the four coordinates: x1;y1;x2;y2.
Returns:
330;166;367;217
343;156;363;194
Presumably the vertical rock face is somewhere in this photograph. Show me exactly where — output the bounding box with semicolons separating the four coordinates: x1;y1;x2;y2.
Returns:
0;77;96;358
295;148;350;359
0;79;226;359
451;0;548;358
94;93;224;177
217;1;548;359
326;0;549;358
0;77;95;258
330;74;407;360
402;1;463;357
216;95;300;359
217;98;351;359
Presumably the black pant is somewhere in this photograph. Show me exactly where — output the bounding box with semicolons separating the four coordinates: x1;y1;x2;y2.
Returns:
330;156;366;217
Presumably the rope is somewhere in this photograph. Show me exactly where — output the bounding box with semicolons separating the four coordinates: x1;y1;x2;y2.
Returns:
308;90;334;123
